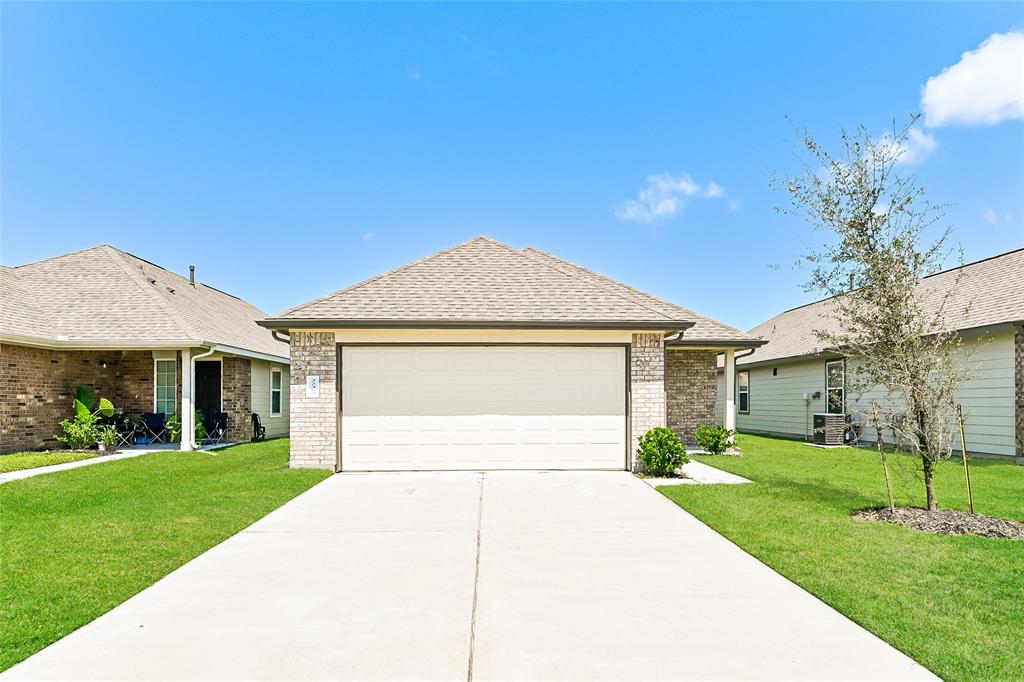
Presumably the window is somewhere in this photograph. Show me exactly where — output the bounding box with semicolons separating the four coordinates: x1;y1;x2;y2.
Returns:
737;370;750;414
271;367;282;415
826;360;845;414
155;359;176;415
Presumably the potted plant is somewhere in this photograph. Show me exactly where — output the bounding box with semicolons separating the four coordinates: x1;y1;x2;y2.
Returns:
96;424;118;454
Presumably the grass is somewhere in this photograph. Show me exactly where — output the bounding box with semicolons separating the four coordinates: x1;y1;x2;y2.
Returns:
0;439;329;671
658;434;1024;682
0;450;103;474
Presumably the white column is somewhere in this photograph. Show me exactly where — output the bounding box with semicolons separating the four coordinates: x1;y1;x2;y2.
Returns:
723;348;736;442
180;348;192;451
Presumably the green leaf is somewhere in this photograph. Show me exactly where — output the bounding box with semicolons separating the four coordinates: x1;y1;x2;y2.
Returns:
73;399;91;419
74;386;95;409
95;398;115;418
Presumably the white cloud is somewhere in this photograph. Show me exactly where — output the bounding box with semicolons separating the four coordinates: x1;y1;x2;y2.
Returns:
704;181;726;198
409;66;422;81
921;30;1024;128
883;126;938;165
728;198;742;212
614;172;727;223
363;232;375;241
982;206;1013;224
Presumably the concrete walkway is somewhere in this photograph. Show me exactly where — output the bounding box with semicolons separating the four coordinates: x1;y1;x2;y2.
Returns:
0;444;234;485
3;471;935;681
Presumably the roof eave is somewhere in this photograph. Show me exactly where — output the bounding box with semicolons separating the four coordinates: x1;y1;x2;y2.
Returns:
258;318;696;332
666;338;768;350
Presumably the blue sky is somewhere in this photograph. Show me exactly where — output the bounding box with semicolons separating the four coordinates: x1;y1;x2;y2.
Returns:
2;2;1022;330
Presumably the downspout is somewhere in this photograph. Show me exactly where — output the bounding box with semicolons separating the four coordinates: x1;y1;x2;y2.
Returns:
271;330;290;344
189;346;217;450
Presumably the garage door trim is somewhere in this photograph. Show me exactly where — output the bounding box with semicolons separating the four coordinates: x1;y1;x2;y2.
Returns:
335;342;631;472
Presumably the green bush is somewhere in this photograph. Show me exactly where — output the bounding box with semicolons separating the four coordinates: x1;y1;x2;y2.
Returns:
636;427;688;476
694;424;733;454
55;413;99;450
54;386;116;450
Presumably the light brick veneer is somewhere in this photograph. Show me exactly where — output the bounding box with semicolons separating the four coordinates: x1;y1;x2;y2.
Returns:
289;332;337;468
630;332;666;468
666;349;718;444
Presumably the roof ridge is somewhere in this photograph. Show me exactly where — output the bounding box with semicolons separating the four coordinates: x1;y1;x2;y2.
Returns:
495;242;684;323
520;245;737;329
13;244;111;270
274;235;495;318
103;246;199;341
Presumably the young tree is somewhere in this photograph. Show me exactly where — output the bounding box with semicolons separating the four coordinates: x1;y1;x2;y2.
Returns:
773;118;969;511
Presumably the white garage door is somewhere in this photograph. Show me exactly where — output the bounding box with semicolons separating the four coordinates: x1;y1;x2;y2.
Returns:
341;346;627;471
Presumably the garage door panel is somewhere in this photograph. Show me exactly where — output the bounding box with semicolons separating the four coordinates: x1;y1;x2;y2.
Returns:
341;346;627;471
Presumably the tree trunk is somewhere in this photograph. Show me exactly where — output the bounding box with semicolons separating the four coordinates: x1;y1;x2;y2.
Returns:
915;402;938;511
921;455;937;511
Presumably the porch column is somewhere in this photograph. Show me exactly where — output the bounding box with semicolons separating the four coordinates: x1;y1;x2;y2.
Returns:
723;348;736;443
180;348;192;451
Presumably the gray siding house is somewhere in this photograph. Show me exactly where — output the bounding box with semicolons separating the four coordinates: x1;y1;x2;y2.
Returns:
717;249;1024;462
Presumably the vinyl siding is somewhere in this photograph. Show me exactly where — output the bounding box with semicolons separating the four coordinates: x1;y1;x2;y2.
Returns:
719;332;1017;458
251;359;290;438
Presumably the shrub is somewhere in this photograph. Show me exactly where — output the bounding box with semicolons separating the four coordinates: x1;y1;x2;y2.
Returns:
55;412;99;450
694;424;733;454
636;427;688;476
54;386;115;450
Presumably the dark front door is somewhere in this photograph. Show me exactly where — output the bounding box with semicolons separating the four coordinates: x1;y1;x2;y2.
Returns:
195;361;222;428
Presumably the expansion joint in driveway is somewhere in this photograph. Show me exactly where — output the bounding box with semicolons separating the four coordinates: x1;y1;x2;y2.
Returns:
466;472;485;682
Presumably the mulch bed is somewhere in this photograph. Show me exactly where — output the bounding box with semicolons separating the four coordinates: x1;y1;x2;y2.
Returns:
852;506;1024;540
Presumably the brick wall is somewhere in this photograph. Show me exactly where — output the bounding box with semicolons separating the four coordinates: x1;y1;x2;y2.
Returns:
1016;330;1023;459
289;332;337;468
630;332;666;468
222;356;252;442
1;344;161;453
666;349;718;444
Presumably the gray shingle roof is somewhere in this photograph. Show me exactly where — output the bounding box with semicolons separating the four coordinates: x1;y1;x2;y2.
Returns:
2;245;287;360
739;248;1024;366
520;247;755;344
269;236;760;344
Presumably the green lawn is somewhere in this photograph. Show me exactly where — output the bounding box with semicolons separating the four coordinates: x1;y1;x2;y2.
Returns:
660;434;1024;682
0;439;329;671
0;450;103;474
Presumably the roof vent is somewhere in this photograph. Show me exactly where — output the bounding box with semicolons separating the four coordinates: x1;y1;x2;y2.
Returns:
189;265;195;287
166;286;175;294
146;277;156;285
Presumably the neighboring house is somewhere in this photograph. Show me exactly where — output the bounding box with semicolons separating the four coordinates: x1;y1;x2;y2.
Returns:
260;236;763;470
717;248;1024;462
0;245;290;453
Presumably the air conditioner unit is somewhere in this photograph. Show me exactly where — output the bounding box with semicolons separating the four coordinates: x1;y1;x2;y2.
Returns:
813;413;846;446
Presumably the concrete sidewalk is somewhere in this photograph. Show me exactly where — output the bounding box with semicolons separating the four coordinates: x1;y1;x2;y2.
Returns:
3;471;936;681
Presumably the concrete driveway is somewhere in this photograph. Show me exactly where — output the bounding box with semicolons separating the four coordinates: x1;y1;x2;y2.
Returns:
4;471;935;681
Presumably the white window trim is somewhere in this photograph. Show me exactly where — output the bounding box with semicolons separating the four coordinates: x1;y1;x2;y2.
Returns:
271;366;283;416
737;370;750;415
153;358;177;415
825;359;845;414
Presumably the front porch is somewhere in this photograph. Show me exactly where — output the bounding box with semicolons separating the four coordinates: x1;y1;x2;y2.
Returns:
0;343;255;453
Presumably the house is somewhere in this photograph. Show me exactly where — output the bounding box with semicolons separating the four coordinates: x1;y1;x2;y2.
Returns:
716;248;1024;462
259;236;763;470
0;245;290;453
